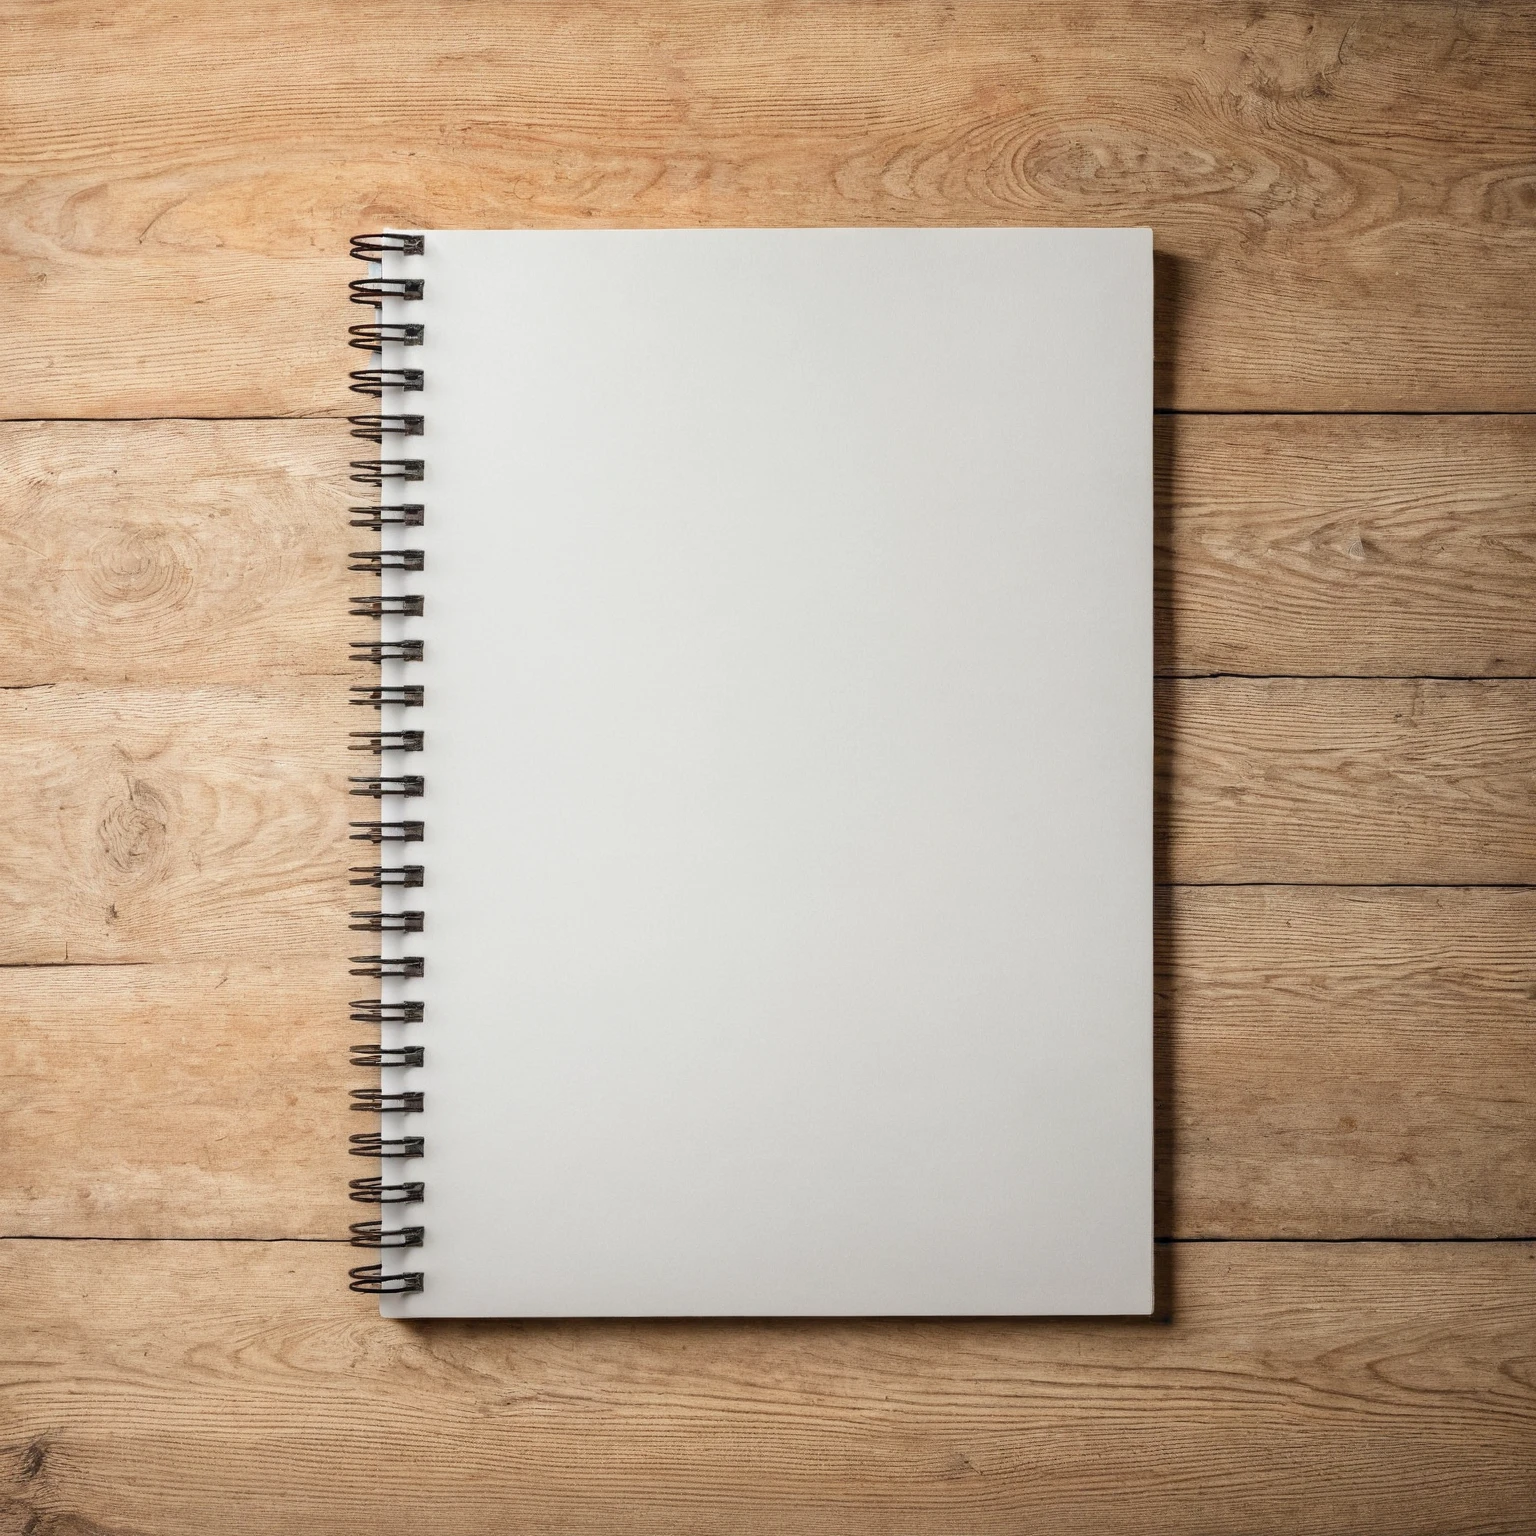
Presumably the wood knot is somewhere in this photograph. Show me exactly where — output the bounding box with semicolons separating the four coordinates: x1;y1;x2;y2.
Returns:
97;778;170;879
77;525;196;615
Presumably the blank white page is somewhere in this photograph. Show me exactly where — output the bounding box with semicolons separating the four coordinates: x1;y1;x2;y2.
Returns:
373;227;1152;1316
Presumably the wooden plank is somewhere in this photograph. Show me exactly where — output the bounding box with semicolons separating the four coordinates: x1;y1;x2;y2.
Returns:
0;961;352;1241
4;889;1530;1240
1160;886;1536;1240
5;2;1535;416
0;422;355;686
0;682;357;966
0;1239;1531;1535
1158;414;1536;678
1160;677;1536;884
4;416;1535;688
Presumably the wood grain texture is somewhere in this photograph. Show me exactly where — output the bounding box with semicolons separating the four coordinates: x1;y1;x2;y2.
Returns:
1160;678;1536;884
1160;886;1536;1240
5;1;1536;417
4;890;1530;1241
4;416;1534;688
0;682;357;965
0;1239;1532;1536
1159;415;1536;677
0;422;355;684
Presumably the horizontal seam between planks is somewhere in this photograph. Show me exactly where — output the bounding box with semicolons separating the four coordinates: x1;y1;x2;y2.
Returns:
1160;674;1536;682
4;410;1536;424
1157;881;1536;890
1;1234;1531;1245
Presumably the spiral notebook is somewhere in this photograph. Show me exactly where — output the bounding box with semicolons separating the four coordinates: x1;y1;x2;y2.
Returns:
346;227;1153;1317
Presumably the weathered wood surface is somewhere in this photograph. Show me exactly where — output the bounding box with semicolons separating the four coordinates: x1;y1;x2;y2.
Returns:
0;1240;1532;1536
6;1;1536;417
1157;414;1536;678
5;415;1535;685
5;1;1535;1526
4;890;1531;1241
1159;678;1536;884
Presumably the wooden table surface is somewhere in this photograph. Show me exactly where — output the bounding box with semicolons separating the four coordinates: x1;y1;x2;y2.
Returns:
3;3;1534;1532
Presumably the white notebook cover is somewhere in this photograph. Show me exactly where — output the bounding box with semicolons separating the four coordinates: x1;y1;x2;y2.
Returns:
369;227;1152;1316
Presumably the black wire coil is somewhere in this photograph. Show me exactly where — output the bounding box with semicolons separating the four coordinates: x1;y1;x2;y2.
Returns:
351;505;425;530
348;1264;426;1295
349;415;424;441
351;640;425;664
351;233;426;260
350;1133;425;1157
349;685;425;708
349;1176;426;1202
349;820;424;843
349;955;426;979
349;911;426;934
349;730;425;752
350;459;424;485
350;865;426;888
350;1000;425;1025
348;773;426;795
350;1046;426;1069
350;595;425;618
349;323;424;351
348;232;428;1300
350;368;425;395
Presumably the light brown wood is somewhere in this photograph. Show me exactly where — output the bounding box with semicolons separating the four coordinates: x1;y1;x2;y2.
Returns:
1159;886;1536;1239
0;682;359;967
0;961;352;1241
1160;678;1536;884
1158;415;1536;677
4;890;1531;1241
5;2;1536;1523
0;1239;1531;1536
6;1;1536;417
5;415;1535;686
0;422;355;685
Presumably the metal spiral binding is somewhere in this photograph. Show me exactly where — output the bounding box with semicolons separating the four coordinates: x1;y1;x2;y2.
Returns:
346;232;427;1299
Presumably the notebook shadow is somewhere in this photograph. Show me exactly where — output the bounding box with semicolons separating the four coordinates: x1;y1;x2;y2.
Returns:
1151;247;1184;1311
